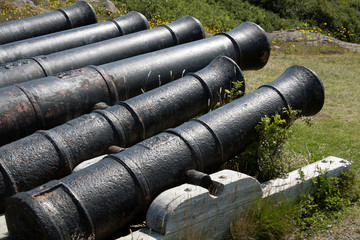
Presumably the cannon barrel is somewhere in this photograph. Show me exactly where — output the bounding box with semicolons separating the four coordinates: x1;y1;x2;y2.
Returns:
0;56;244;212
4;65;325;240
0;11;150;64
0;1;97;44
0;21;269;145
0;15;205;87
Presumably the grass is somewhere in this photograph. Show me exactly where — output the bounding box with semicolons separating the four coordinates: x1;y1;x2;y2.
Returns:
227;199;298;240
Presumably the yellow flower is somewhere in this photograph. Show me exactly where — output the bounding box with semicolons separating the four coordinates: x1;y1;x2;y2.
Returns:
324;22;327;25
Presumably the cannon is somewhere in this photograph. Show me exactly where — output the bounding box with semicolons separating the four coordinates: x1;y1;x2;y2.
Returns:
0;1;97;44
0;56;244;212
4;65;325;240
0;21;269;144
0;11;150;64
0;15;205;87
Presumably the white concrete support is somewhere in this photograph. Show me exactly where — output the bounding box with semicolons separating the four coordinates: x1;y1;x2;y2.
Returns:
146;170;262;239
0;214;7;240
119;156;352;240
262;156;352;200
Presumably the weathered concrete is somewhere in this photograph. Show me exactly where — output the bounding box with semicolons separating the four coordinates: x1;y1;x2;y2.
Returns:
118;156;352;239
262;156;352;200
0;214;7;240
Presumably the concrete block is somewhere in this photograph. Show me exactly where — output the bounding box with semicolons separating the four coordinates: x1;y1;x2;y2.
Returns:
261;156;352;201
0;214;8;240
119;156;352;239
145;170;261;239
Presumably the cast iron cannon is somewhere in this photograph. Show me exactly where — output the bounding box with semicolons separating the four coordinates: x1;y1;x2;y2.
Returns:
0;11;150;64
0;1;97;44
0;21;269;145
0;15;205;87
0;56;244;212
4;65;325;240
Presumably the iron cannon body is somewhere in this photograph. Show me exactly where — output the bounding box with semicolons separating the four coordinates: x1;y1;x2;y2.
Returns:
0;11;149;64
5;65;325;240
0;1;97;44
0;21;269;144
0;56;244;211
0;15;205;87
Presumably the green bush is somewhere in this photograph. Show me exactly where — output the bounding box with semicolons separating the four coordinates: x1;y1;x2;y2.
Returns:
296;171;359;232
3;0;360;42
113;0;360;43
223;107;308;182
246;0;360;42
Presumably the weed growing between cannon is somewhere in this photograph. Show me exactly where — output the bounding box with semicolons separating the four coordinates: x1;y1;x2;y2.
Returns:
216;80;244;108
223;107;311;182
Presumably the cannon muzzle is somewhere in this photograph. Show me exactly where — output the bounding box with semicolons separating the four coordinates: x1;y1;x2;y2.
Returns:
0;11;150;64
0;56;244;212
0;15;205;87
0;1;97;44
4;65;324;239
0;21;269;145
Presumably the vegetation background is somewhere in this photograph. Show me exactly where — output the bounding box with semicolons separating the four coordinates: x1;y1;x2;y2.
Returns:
1;0;360;239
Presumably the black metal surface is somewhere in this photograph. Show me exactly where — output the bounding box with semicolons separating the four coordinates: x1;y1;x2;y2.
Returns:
0;21;269;145
0;56;244;212
0;11;149;64
0;1;97;44
0;15;204;87
4;65;325;240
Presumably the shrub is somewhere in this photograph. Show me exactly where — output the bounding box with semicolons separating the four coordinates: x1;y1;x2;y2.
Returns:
296;170;359;233
224;107;307;182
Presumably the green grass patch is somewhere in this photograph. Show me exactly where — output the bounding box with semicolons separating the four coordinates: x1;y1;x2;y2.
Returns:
228;199;298;240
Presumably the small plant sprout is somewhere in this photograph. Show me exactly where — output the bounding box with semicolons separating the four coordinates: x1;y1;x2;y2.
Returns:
216;80;244;108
